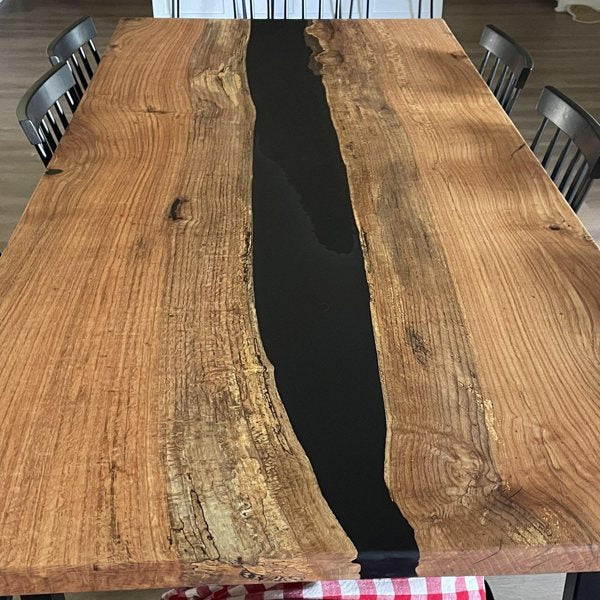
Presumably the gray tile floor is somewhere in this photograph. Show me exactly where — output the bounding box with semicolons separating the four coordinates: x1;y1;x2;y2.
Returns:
1;1;598;600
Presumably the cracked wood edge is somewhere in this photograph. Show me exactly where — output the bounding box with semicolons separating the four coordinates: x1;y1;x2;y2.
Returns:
307;19;600;575
0;18;357;594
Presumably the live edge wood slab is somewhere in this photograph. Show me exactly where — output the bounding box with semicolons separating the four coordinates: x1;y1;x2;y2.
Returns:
0;17;599;594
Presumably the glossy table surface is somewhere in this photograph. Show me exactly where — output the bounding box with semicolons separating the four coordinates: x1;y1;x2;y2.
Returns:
0;17;600;595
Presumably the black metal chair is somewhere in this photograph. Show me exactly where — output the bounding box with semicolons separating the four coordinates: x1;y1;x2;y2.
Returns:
1;593;65;600
17;63;80;166
416;0;436;18
478;24;533;116
232;0;436;19
530;86;600;213
47;16;100;99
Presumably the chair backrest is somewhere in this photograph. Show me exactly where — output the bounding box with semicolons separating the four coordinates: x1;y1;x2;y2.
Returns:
16;63;80;166
416;0;435;18
232;0;436;18
47;16;100;97
530;86;600;213
478;24;533;115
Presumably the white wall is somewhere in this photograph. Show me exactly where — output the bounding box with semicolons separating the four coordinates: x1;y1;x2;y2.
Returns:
152;0;443;19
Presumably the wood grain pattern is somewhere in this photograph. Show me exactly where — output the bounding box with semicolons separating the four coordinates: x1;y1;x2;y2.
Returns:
307;19;600;576
0;18;357;594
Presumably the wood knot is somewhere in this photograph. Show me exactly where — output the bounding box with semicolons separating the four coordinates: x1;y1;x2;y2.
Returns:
191;65;242;108
317;50;344;66
240;568;265;580
406;326;430;366
548;224;561;231
44;168;63;176
169;196;188;221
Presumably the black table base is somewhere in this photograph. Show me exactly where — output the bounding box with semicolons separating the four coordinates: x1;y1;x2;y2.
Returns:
563;572;600;600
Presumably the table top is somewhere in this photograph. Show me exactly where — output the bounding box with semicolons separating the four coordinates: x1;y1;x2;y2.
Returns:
1;17;600;595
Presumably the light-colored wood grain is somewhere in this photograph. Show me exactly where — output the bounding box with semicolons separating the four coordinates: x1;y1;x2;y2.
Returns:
0;18;357;594
308;18;600;576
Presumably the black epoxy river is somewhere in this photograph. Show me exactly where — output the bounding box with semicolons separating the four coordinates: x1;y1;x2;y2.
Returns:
246;20;418;577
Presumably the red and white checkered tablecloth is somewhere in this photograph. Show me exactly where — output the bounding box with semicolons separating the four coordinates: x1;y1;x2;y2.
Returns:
163;577;487;600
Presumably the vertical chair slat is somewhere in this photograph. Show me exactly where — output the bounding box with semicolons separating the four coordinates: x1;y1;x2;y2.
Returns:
541;128;561;168
550;139;572;181
35;143;52;166
493;65;509;96
71;55;88;91
504;88;521;116
486;57;500;87
55;101;69;129
40;120;57;152
499;73;516;108
79;47;94;80
530;117;548;152
89;39;101;64
571;176;593;213
565;160;589;204
46;109;63;142
65;86;80;112
558;148;582;193
479;51;490;75
66;60;84;99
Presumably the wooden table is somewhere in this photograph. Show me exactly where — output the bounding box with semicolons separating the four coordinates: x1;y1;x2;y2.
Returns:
1;17;600;598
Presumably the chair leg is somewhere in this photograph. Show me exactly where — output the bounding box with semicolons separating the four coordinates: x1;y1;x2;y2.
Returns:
484;579;495;600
